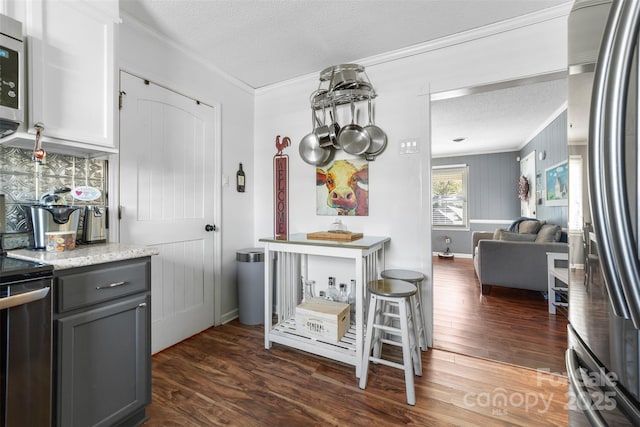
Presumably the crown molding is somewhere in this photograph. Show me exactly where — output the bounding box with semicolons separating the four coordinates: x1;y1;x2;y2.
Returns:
256;2;573;96
121;2;573;97
120;11;256;96
358;2;573;68
521;102;568;149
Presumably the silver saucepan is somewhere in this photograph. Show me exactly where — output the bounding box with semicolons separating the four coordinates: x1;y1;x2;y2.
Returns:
315;106;333;148
338;101;371;155
363;99;387;160
300;109;333;166
327;102;340;149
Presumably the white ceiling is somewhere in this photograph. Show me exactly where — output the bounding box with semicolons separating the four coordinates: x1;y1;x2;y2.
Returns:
431;76;568;157
120;0;572;156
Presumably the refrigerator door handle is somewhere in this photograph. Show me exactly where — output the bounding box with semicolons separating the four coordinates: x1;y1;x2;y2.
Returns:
603;0;640;326
590;0;632;320
566;349;608;427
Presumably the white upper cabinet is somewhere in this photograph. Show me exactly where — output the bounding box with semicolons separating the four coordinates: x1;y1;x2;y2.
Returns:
26;0;119;152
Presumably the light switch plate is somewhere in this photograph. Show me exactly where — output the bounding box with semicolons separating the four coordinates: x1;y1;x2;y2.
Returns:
399;139;419;154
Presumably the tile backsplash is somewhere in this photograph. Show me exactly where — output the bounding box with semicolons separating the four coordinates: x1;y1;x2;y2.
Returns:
0;145;108;248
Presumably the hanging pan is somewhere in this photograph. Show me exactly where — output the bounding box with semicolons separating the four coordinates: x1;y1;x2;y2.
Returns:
314;106;334;148
363;99;387;160
299;109;333;166
338;101;370;155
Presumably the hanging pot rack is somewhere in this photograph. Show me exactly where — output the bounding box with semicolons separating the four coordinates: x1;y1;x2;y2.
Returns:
310;63;377;110
300;63;386;165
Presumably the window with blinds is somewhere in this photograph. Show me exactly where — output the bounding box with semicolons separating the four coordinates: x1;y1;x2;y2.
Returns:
432;165;469;227
568;155;583;231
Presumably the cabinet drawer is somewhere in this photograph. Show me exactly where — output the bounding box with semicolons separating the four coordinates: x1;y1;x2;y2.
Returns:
56;258;150;313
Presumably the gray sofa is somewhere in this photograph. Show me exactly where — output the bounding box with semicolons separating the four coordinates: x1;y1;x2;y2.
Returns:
472;221;568;295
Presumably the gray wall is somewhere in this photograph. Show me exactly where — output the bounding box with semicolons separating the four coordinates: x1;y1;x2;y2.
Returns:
432;111;569;256
519;111;568;227
432;151;520;255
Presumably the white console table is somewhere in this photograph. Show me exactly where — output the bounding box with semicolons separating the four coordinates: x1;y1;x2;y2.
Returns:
259;234;390;378
547;251;569;315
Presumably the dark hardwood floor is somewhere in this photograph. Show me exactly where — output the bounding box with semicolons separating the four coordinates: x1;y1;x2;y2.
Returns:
144;257;569;426
433;256;569;374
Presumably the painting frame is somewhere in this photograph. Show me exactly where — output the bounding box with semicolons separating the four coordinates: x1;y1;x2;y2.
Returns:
545;160;568;206
316;158;369;216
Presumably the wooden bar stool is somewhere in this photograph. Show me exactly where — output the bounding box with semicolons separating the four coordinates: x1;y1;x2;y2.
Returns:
359;279;422;406
381;269;428;351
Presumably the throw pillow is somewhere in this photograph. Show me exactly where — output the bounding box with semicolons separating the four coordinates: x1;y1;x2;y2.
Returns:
518;220;542;234
535;224;562;242
493;228;506;240
500;231;537;242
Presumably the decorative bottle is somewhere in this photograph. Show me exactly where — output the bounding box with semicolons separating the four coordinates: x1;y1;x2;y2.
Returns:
326;277;339;301
305;279;315;301
338;283;348;303
236;163;245;192
348;280;357;325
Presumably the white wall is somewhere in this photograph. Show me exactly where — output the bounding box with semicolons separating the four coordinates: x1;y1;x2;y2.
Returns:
119;16;255;323
254;15;568;292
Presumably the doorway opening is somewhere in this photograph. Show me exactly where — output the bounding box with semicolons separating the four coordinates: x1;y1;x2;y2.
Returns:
429;73;568;373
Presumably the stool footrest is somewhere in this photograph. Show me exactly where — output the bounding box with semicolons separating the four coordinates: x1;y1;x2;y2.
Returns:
369;356;405;371
372;324;401;335
381;338;401;347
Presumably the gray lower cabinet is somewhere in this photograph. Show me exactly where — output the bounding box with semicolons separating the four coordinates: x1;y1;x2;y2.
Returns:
53;257;151;427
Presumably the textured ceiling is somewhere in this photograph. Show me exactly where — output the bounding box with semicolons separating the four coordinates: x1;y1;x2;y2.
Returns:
431;77;568;157
120;0;569;89
119;0;571;156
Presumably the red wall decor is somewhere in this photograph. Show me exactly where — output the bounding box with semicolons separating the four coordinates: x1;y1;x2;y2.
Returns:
274;135;290;240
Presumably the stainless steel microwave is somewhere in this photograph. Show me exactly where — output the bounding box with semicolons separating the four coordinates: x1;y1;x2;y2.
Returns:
0;14;23;138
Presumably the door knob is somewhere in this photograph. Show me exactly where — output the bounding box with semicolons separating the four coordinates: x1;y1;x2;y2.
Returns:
205;224;216;232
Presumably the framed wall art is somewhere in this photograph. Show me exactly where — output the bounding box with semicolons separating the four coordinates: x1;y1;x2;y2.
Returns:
316;158;369;216
545;160;568;206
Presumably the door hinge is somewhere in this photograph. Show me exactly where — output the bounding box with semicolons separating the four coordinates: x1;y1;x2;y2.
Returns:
119;91;126;110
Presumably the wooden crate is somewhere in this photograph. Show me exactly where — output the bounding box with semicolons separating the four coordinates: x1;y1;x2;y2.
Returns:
295;299;350;343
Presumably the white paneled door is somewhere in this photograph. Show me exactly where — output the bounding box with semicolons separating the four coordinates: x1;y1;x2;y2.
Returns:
119;72;217;354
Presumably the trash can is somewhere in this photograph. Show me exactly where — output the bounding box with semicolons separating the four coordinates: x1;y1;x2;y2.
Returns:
237;248;265;325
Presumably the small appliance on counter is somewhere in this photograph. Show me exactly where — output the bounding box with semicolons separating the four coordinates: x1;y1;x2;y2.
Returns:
24;204;80;251
23;188;81;251
82;205;107;243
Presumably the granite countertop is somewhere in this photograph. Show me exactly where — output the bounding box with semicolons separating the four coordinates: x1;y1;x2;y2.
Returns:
8;243;159;270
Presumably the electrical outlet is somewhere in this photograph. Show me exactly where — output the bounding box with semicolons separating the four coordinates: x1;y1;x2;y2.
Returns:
399;139;419;154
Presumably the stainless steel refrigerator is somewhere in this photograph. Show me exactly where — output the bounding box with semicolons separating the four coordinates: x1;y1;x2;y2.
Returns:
568;0;640;425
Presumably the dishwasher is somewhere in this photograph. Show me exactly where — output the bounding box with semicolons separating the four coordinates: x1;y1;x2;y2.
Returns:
0;256;53;427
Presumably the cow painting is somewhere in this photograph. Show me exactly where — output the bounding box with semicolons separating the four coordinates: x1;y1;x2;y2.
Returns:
316;159;369;216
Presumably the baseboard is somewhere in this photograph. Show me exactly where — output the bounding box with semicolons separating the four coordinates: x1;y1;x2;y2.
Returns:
220;309;239;325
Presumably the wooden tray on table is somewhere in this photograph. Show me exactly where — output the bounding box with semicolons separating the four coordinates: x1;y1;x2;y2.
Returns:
306;231;364;242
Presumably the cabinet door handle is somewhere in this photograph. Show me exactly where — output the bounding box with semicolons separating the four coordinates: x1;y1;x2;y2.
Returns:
138;302;147;308
95;281;127;290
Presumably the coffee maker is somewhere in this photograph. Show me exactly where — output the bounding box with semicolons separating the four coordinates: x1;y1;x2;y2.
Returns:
83;206;107;243
24;204;81;250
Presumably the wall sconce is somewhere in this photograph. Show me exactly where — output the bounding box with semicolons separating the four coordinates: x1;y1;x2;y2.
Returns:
539;150;547;161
